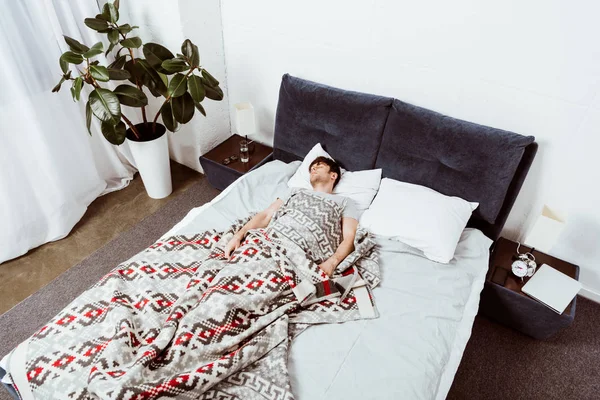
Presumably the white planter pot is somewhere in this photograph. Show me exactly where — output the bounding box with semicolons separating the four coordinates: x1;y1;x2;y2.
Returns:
127;124;172;199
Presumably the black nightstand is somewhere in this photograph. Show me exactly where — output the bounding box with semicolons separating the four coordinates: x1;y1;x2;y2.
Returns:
199;134;273;190
479;237;579;339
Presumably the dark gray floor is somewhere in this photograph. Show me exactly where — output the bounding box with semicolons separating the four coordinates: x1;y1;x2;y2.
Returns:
448;296;600;400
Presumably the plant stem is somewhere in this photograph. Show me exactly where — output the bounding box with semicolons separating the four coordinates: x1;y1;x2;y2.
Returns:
120;114;139;139
115;25;148;126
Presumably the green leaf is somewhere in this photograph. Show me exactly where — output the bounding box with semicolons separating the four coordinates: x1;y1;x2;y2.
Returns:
59;58;69;74
107;29;119;45
63;36;89;54
158;72;168;87
161;58;188;74
95;13;110;22
85;101;93;135
135;59;168;97
89;88;121;123
117;24;133;34
187;75;205;103
201;69;219;86
168;73;187;97
114;0;120;10
113;84;148;107
172;92;195;124
181;39;199;67
90;65;110;82
84;18;110;32
123;60;138;85
52;76;66;93
194;102;206;117
83;42;103;58
143;43;174;74
147;86;162;98
70;77;83;101
101;120;126;145
107;68;131;80
102;2;119;24
204;84;224;101
160;101;178;132
120;37;142;49
105;42;116;57
61;51;83;64
108;55;127;69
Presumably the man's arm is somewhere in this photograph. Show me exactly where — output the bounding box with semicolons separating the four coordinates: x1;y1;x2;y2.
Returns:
224;199;283;257
318;217;358;277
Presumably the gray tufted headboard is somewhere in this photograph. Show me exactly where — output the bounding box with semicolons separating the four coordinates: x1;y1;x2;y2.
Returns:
273;74;538;240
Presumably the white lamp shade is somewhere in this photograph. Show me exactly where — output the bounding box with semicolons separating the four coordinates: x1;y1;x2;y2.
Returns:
235;102;256;136
523;205;566;253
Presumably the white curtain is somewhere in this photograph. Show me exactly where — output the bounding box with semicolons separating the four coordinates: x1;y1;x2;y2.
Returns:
0;0;136;263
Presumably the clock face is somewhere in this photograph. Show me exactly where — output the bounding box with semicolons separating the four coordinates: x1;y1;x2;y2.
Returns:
511;260;528;277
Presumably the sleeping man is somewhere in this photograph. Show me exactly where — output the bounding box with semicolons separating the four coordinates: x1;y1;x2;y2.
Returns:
223;156;360;277
3;156;378;400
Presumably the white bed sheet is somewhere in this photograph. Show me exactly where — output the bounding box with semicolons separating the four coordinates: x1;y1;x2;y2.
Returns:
169;160;492;400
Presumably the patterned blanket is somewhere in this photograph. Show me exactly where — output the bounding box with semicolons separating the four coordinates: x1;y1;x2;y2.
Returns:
2;190;379;399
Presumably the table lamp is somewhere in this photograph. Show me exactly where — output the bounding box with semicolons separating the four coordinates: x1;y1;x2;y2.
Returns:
523;205;566;253
234;102;256;138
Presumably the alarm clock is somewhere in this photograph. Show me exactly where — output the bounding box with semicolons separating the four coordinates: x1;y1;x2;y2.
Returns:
511;252;537;278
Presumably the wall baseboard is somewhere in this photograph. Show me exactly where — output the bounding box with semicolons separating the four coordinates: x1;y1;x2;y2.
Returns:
580;287;600;304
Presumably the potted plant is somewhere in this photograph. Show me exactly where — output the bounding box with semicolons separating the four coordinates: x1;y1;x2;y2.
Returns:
52;0;223;199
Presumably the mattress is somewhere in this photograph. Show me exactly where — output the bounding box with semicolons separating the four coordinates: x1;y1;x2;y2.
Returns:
1;160;491;400
168;160;492;400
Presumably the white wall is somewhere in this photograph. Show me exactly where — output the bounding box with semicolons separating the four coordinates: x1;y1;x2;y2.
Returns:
119;0;230;172
221;0;600;300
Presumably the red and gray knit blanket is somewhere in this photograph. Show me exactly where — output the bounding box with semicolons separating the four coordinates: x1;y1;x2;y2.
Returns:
3;191;379;400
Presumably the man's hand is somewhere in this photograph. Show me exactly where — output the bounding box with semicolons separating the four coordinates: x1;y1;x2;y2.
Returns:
223;199;284;259
317;217;358;277
318;258;337;277
224;235;242;258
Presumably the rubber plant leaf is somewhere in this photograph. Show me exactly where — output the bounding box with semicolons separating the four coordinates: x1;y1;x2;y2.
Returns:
100;120;126;145
89;88;121;124
168;73;187;98
187;75;205;103
172;92;195;124
113;84;148;107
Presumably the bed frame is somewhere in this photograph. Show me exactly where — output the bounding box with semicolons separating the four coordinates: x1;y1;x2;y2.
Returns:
272;74;537;240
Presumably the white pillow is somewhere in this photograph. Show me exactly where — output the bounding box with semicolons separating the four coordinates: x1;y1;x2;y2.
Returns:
287;143;381;213
359;178;479;263
287;143;340;189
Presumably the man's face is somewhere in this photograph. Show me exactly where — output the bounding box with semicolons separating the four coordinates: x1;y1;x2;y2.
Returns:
309;161;336;187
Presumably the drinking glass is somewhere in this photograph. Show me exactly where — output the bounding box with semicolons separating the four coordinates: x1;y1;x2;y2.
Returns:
239;139;249;163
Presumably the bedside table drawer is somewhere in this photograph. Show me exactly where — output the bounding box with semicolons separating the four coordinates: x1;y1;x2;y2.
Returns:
200;158;243;191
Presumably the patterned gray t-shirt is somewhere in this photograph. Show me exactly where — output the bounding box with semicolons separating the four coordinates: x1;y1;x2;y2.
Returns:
278;188;360;221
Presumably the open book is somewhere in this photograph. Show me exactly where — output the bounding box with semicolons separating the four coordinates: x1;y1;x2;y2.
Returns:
522;264;581;314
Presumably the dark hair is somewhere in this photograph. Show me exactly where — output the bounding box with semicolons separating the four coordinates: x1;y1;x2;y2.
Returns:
308;156;342;188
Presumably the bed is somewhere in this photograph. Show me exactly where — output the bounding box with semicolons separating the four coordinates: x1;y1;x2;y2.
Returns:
1;74;537;399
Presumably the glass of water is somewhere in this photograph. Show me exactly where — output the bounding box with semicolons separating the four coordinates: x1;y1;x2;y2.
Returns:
239;139;249;163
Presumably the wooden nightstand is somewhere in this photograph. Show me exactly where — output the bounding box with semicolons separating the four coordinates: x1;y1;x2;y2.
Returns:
479;237;579;339
199;134;273;190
